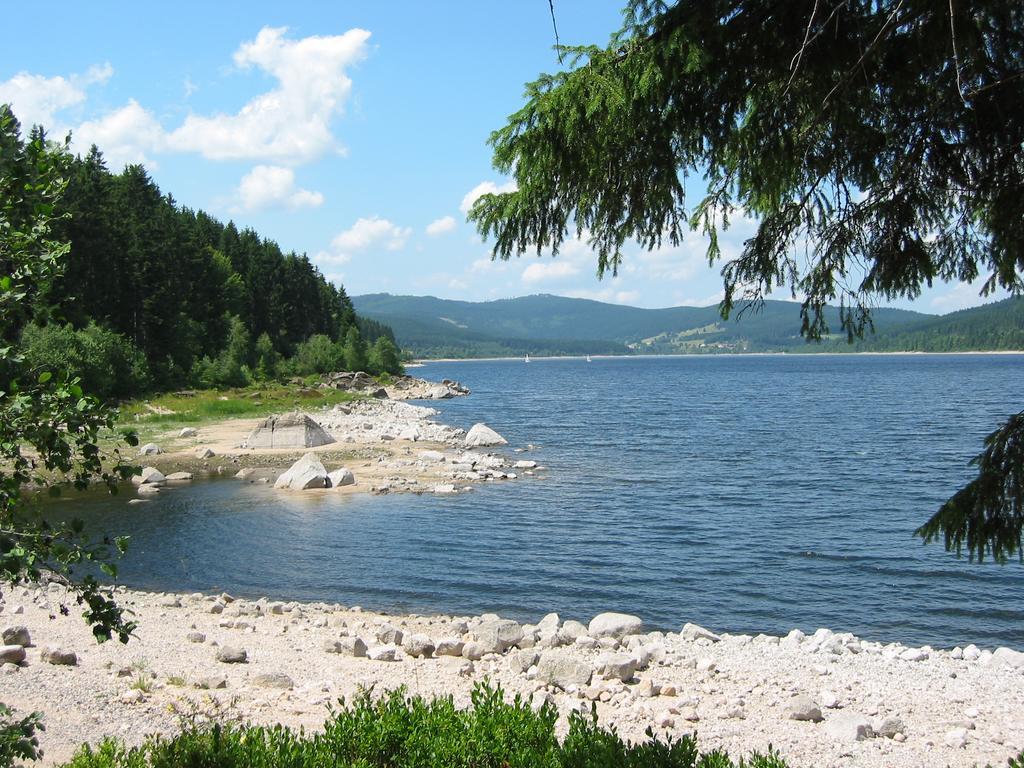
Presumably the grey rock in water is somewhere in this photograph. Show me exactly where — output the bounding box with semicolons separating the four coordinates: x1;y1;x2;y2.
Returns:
41;646;77;666
248;413;335;449
274;452;329;490
464;423;508;447
215;646;248;664
327;467;356;487
588;612;643;640
131;467;166;486
165;471;193;482
1;626;30;647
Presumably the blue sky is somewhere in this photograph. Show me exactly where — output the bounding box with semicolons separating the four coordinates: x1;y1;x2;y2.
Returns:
1;2;1002;314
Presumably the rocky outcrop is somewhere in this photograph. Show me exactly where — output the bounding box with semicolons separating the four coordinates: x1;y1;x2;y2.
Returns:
246;413;336;449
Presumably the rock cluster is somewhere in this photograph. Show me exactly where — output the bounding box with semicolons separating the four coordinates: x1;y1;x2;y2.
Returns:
0;587;1021;768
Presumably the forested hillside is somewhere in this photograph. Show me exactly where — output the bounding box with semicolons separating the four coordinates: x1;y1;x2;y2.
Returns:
2;107;400;398
354;292;1024;358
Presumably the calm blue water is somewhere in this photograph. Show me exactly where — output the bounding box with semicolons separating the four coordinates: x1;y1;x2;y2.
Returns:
52;355;1024;648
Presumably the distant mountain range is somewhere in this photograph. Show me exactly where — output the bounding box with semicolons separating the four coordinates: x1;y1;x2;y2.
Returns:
352;293;1024;358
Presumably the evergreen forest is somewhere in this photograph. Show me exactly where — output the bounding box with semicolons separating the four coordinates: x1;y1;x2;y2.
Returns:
2;107;401;400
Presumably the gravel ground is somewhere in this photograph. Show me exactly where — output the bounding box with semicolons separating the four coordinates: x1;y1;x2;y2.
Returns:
1;586;1021;767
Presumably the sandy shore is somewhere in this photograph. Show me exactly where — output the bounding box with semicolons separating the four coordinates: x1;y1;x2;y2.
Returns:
1;586;1021;767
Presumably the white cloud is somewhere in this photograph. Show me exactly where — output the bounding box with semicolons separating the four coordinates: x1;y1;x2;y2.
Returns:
673;289;725;308
234;165;323;211
560;287;640;305
166;26;370;163
929;281;1007;313
448;278;469;290
0;63;111;133
317;216;411;266
73;100;166;169
426;215;456;236
460;180;517;214
521;260;580;284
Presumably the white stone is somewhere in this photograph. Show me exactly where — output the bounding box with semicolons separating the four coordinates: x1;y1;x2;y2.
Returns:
139;443;162;455
825;712;873;742
899;647;929;662
464;423;508;447
680;622;720;643
787;696;823;722
131;467;166;486
274;452;329;490
402;633;435;658
588;612;642;639
178;427;197;438
327;468;356;487
367;645;399;662
535;653;593;689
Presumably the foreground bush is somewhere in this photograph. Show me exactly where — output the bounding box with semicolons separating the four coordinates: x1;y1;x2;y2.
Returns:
63;684;787;768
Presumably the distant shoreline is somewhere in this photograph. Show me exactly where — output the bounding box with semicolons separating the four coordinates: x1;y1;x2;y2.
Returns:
415;350;1024;364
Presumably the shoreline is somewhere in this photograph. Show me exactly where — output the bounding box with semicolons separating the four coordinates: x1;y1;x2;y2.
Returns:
416;350;1024;363
1;585;1021;767
122;389;538;498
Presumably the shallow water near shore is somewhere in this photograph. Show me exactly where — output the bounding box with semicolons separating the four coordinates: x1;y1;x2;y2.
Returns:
54;354;1024;648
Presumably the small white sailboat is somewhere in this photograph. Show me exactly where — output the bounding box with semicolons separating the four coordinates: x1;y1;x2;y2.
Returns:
524;353;531;363
586;354;592;362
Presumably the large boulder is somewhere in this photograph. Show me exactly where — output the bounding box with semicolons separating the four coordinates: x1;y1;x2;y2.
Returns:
464;423;508;447
274;453;329;490
1;626;30;647
0;645;26;664
474;619;523;654
535;653;593;689
588;612;643;640
247;413;336;449
131;467;166;486
138;443;162;456
327;468;356;487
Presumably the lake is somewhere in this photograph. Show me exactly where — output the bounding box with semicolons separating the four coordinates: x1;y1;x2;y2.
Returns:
52;354;1024;649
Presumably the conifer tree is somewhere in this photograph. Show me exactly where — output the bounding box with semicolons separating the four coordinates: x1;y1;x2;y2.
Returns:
469;1;1024;562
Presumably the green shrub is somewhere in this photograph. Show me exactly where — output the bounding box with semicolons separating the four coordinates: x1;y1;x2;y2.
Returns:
21;322;151;400
0;704;43;768
61;683;788;768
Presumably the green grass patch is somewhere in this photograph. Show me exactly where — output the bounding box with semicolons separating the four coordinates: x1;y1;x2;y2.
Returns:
118;384;362;433
60;683;789;768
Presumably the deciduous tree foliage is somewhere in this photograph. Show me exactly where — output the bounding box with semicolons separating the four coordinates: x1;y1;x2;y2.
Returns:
1;105;137;642
469;1;1024;561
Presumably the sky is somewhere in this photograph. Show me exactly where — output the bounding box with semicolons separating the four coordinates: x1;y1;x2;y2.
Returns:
0;1;1005;314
